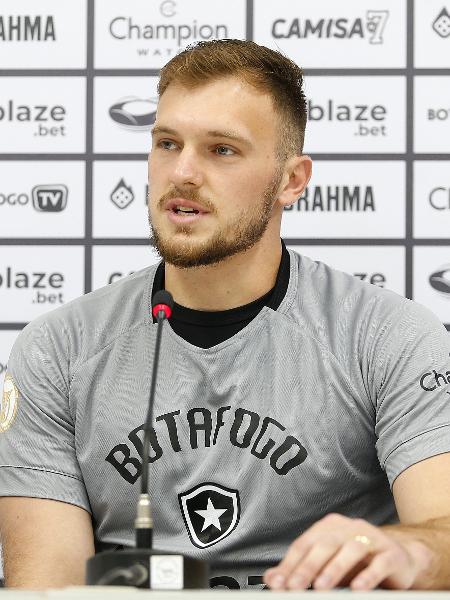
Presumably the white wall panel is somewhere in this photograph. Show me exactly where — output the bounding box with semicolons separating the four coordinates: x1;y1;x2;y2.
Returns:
92;245;160;290
254;0;406;68
281;161;405;239
0;0;87;69
303;76;406;154
0;77;86;153
0;246;84;322
0;161;85;238
94;0;246;69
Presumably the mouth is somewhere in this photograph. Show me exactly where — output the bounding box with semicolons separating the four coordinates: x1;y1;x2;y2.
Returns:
165;198;209;215
164;197;210;224
166;209;210;225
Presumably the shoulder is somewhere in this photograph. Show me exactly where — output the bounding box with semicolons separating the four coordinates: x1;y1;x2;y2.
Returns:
286;248;444;351
10;263;159;379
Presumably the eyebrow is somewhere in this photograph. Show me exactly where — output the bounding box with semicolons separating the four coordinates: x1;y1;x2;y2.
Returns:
152;125;252;147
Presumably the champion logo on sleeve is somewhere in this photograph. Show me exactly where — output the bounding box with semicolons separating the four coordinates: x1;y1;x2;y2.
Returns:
1;373;19;433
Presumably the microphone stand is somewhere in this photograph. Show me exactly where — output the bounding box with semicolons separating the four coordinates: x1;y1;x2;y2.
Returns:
86;291;209;588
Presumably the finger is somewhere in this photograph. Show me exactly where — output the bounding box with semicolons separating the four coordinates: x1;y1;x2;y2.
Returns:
312;538;374;590
350;551;399;591
264;536;313;589
285;541;341;590
264;515;349;589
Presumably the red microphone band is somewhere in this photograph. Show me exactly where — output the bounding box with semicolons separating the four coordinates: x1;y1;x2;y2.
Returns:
152;303;172;319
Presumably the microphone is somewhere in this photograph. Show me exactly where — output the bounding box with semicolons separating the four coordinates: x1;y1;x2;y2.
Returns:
86;289;209;589
136;290;173;550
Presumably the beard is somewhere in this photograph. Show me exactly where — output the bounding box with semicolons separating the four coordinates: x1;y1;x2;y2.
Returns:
148;167;284;269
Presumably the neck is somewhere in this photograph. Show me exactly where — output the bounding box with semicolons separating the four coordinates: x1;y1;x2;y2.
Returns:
164;236;283;312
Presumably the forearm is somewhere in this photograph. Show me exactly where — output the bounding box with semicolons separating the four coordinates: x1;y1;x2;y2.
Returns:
382;517;450;589
0;497;95;589
2;529;90;589
4;552;87;589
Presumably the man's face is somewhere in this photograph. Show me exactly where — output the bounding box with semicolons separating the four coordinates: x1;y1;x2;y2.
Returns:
148;76;285;268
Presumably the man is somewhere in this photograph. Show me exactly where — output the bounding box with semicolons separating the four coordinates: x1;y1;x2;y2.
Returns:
1;39;450;591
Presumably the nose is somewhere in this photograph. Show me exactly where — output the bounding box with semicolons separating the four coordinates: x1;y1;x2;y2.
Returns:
170;147;204;188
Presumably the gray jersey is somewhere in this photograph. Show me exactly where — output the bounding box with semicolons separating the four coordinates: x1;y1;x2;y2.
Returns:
2;249;450;589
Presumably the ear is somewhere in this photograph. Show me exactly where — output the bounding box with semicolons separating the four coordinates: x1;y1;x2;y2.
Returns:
277;155;312;209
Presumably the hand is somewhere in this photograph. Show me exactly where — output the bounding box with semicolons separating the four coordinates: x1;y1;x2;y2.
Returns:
263;513;428;591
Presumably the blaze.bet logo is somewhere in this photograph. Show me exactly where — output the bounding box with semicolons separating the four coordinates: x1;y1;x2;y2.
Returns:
0;15;56;41
0;185;68;212
272;10;389;44
109;97;157;131
0;267;65;306
432;8;450;38
0;100;66;138
308;99;387;138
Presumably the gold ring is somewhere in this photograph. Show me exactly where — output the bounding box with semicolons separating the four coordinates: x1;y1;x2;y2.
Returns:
354;535;373;548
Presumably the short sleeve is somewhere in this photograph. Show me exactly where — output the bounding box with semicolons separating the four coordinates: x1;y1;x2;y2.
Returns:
0;319;91;512
374;300;450;487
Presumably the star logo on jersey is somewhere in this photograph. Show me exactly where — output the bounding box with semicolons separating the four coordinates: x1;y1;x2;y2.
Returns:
178;482;240;548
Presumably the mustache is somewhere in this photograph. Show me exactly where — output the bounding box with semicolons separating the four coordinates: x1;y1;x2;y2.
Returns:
157;187;214;213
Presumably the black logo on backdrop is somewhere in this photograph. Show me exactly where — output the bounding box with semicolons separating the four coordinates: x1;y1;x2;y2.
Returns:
432;8;450;38
109;97;157;131
110;179;135;209
0;362;7;376
429;265;450;296
429;187;450;210
32;185;67;212
179;483;240;548
0;267;65;305
272;10;389;44
427;107;450;121
0;15;56;41
0;185;68;211
285;185;375;212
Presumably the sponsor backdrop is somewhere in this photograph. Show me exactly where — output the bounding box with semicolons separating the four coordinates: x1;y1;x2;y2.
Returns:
1;0;450;389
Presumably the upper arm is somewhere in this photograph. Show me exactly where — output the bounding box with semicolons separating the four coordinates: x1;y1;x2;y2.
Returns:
392;452;450;524
372;301;450;488
0;322;93;586
0;496;94;588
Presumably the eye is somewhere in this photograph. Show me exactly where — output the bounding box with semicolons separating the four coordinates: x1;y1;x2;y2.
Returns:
157;140;177;151
215;145;235;156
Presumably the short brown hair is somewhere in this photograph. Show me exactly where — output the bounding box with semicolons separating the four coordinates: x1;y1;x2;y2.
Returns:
158;39;307;160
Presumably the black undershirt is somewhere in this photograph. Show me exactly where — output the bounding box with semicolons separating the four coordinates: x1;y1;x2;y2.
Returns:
151;240;290;349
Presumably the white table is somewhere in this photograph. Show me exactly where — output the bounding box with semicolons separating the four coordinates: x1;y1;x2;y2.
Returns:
1;589;450;599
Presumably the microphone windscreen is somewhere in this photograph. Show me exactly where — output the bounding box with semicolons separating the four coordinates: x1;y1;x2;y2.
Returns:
152;290;174;311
